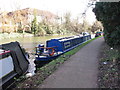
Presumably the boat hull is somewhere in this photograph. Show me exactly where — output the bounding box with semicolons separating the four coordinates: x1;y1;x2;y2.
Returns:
35;35;91;62
35;40;89;61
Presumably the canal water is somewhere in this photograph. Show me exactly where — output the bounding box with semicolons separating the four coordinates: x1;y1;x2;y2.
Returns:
0;34;72;53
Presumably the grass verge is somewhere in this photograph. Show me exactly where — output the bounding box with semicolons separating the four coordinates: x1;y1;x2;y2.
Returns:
16;37;99;88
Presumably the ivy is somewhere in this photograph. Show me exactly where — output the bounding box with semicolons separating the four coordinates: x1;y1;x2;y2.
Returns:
93;2;120;47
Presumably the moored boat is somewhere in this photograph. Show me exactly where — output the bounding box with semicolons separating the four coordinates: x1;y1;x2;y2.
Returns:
0;42;30;89
35;35;91;63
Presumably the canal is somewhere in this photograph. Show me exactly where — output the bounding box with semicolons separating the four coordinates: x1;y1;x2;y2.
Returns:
0;34;72;53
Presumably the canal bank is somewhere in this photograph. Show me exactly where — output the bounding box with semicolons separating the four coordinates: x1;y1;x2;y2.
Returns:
13;37;99;88
38;37;104;88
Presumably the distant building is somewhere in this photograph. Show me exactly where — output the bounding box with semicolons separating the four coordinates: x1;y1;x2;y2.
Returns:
0;8;59;33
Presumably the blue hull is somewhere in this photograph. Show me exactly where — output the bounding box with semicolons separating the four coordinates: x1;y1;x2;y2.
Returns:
35;40;89;61
35;53;62;61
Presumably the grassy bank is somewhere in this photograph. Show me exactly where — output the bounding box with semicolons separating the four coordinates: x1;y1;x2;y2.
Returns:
98;43;120;88
0;33;33;40
0;33;75;40
16;37;99;88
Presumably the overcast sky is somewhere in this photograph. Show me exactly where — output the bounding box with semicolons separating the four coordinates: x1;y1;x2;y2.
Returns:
0;0;96;24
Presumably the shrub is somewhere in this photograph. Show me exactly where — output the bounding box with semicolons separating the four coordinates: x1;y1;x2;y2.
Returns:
93;2;120;47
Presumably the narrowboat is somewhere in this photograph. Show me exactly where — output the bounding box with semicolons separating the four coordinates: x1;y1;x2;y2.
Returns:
0;42;29;89
35;35;91;63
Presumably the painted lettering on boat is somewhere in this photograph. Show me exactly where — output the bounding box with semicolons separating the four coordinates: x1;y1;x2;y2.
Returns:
64;41;71;49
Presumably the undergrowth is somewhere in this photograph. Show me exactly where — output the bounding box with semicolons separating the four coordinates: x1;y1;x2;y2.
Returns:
98;42;120;88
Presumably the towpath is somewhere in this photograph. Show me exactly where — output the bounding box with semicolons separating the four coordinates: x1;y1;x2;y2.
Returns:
38;37;104;88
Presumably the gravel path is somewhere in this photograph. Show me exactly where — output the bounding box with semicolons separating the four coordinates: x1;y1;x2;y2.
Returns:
38;37;104;88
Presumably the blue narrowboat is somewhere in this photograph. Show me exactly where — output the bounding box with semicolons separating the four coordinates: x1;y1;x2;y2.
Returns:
35;35;91;62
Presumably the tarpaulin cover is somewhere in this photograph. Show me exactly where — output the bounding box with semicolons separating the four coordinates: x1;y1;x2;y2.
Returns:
0;42;29;75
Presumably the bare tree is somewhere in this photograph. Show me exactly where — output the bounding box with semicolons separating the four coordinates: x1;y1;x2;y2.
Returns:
11;0;23;33
63;12;72;31
11;0;22;11
80;0;97;20
91;21;103;33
